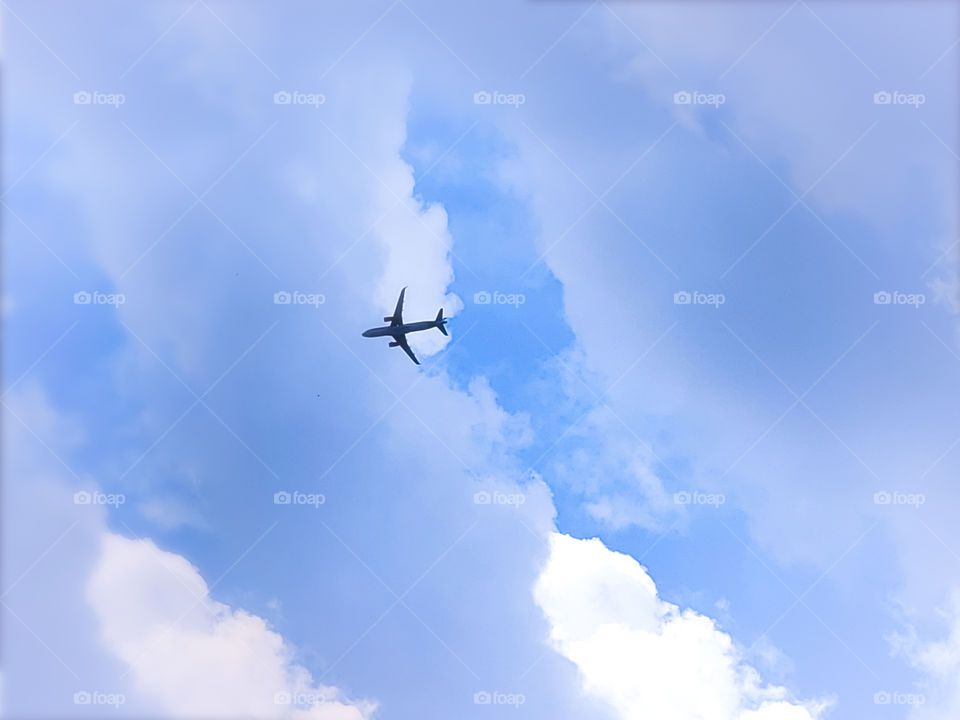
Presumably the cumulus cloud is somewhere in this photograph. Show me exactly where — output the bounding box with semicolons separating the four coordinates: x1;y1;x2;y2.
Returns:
86;532;375;719
551;406;683;532
600;2;957;223
891;589;960;720
534;533;827;720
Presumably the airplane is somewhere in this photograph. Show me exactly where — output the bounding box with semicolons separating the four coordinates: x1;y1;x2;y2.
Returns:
362;287;447;365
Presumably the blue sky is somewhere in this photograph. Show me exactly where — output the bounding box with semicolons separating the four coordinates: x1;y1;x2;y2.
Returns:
3;1;960;719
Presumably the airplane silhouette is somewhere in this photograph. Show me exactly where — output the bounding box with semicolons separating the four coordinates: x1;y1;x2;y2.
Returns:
362;287;447;365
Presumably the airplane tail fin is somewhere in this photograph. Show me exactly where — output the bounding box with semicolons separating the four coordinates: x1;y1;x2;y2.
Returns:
435;308;448;336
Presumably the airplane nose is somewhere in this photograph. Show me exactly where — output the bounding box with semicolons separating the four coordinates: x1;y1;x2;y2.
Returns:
362;329;372;337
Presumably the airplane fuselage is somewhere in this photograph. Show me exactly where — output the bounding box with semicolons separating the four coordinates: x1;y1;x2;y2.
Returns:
362;321;435;338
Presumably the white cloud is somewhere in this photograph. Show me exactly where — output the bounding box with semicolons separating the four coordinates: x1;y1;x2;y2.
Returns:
600;2;958;224
86;532;375;719
534;533;827;720
552;406;683;532
137;495;210;532
891;588;960;720
2;384;374;717
314;64;463;360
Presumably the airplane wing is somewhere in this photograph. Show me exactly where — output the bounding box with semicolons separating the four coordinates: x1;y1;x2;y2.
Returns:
395;333;419;365
388;287;406;327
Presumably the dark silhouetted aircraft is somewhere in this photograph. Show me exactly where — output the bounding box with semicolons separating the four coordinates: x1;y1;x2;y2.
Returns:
362;287;447;365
